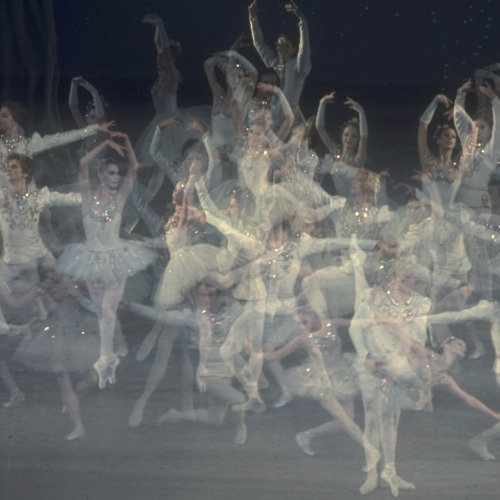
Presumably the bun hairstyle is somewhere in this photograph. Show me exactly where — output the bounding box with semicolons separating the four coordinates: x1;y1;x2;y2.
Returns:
1;101;28;130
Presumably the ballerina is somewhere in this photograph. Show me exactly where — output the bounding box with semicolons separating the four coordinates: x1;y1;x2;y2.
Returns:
417;94;461;208
58;133;155;388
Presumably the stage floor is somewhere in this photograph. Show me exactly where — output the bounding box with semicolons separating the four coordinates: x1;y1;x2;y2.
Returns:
1;312;499;500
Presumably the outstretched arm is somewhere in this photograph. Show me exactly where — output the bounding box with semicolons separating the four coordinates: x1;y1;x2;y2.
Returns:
442;374;500;420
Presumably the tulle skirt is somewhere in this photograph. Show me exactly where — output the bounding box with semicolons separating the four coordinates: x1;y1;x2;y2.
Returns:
58;241;155;287
286;353;358;401
154;243;221;307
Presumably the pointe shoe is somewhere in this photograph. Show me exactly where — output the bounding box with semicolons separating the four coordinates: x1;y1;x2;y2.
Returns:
128;404;145;428
467;435;496;461
234;423;247;445
158;408;182;424
65;425;85;441
273;389;294;408
3;390;25;408
232;396;266;413
359;473;378;495
93;354;120;389
295;432;314;456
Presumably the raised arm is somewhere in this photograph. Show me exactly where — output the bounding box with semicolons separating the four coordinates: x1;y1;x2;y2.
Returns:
345;97;368;167
286;1;311;75
248;0;278;68
116;133;140;204
69;77;106;127
418;94;452;168
315;93;340;155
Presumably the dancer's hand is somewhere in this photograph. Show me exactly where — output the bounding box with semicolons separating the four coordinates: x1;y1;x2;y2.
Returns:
320;92;335;104
248;0;258;17
458;79;473;93
98;121;116;134
142;14;161;25
158;116;180;129
478;80;498;100
285;1;304;20
187;120;207;134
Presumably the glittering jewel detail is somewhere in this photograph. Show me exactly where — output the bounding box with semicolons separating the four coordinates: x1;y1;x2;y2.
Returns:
0;135;22;154
426;160;458;183
1;186;39;230
89;193;117;223
339;204;377;238
382;286;416;319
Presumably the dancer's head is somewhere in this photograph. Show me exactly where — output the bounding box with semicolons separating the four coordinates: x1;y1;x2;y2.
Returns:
247;118;268;147
351;169;379;198
97;160;121;191
0;101;28;133
6;153;32;184
341;120;360;152
194;281;218;311
433;124;457;151
474;116;492;145
275;34;296;61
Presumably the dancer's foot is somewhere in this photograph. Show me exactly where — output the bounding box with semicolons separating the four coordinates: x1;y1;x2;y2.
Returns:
93;354;120;389
258;373;269;390
469;341;486;360
493;358;500;375
273;389;294;408
65;424;85;441
3;390;25;408
381;466;415;497
467;435;496;461
234;423;247;445
359;472;378;495
128;403;145;428
232;396;266;413
295;431;314;456
158;409;182;424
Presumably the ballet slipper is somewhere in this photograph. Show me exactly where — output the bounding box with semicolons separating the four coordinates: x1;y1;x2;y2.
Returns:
467;435;496;461
381;464;415;498
65;424;85;441
128;403;145;428
3;390;25;409
233;423;247;445
232;396;266;413
158;408;182;424
295;432;314;456
93;354;120;389
273;389;294;408
359;471;378;495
